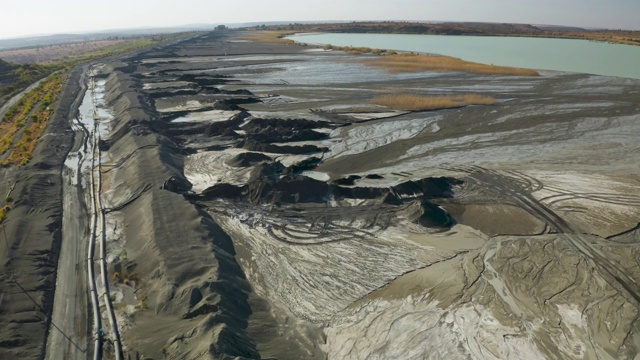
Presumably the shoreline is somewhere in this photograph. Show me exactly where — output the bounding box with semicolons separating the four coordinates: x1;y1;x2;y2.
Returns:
286;32;640;79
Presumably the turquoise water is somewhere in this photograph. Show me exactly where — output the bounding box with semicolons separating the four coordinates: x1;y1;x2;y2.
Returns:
288;33;640;79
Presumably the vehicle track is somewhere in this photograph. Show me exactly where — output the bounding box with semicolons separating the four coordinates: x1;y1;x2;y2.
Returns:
504;170;544;192
207;200;405;245
539;186;640;207
468;167;640;306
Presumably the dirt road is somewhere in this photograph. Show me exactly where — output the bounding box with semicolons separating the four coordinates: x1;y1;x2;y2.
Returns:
44;65;92;360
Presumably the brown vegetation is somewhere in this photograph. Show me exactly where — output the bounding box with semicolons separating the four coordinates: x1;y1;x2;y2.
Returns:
362;54;539;76
114;260;139;286
372;93;497;111
323;44;388;55
238;31;297;44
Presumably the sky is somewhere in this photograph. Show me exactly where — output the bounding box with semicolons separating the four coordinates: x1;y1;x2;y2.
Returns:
0;0;638;40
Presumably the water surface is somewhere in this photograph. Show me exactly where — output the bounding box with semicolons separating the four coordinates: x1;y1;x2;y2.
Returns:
288;33;640;79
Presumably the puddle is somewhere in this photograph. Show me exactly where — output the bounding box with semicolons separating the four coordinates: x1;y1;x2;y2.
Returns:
64;69;115;187
302;171;330;182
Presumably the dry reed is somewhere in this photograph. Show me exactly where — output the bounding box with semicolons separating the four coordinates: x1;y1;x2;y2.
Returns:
363;54;539;76
238;31;296;44
372;94;497;111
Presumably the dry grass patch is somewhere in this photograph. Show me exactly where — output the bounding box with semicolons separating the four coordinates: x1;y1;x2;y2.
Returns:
363;54;539;76
238;31;297;44
372;94;497;111
323;44;385;54
1;72;66;166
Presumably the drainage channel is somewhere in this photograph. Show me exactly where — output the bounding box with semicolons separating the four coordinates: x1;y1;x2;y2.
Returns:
62;65;122;360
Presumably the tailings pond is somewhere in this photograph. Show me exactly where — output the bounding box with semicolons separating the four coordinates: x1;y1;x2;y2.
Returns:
288;33;640;79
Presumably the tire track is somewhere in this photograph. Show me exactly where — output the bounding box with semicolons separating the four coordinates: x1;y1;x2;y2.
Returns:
469;168;640;307
207;200;403;245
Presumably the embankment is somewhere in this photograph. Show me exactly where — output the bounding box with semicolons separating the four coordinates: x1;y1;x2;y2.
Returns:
99;58;259;359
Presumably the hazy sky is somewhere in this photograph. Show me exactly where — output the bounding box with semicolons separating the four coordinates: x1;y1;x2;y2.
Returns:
1;0;638;39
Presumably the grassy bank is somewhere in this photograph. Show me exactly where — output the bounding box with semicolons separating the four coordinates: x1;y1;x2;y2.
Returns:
361;54;539;76
372;94;497;111
318;43;535;77
238;31;297;44
322;44;389;55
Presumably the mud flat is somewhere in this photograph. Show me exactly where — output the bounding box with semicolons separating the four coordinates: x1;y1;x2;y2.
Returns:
21;30;640;359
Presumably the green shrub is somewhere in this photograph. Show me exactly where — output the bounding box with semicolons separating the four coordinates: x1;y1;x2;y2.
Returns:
0;205;10;222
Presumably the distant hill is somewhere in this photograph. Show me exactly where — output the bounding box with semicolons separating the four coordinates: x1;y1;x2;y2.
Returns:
256;21;640;46
257;21;580;35
536;25;586;32
0;25;210;50
0;33;115;50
